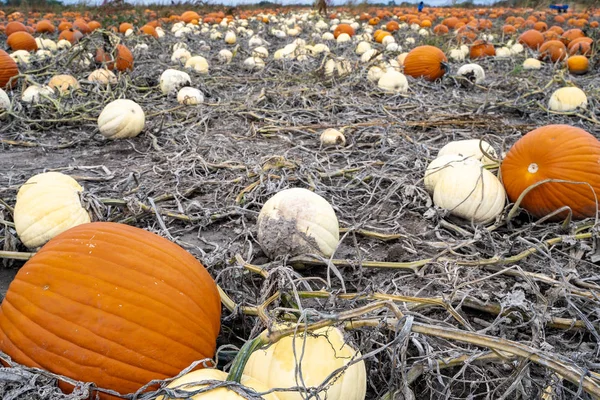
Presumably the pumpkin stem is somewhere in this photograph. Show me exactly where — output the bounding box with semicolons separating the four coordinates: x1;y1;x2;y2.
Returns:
226;334;269;383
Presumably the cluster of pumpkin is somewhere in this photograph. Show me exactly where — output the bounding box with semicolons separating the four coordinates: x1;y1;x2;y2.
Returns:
2;172;366;399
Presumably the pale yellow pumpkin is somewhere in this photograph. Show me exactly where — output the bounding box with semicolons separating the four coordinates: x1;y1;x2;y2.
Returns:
424;155;482;194
14;172;91;249
432;162;505;223
257;188;339;259
97;99;145;139
243;326;366;400
548;87;587;112
160;369;279;400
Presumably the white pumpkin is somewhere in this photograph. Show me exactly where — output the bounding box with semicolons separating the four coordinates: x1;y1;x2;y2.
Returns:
320;128;346;146
336;33;351;43
495;47;512;58
243;326;366;400
0;89;9;112
257;188;339;259
14;172;91;249
449;48;465;62
523;58;541;70
252;46;269;59
367;65;386;83
10;50;30;65
377;70;409;93
324;58;351;78
97;99;145;140
243;57;265;71
21;85;53;104
225;31;237;44
432;163;506;224
424;155;482;193
177;87;204;105
185;56;209;74
171;48;192;63
437;139;497;166
56;39;71;50
397;52;409;66
511;43;524;55
322;32;335;41
87;69;117;85
355;41;371;55
218;49;233;64
548;87;587;112
456;63;485;84
48;74;80;94
160;368;279;400
160;69;192;95
360;48;380;63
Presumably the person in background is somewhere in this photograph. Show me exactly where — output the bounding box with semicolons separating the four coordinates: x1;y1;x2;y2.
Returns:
418;1;424;12
316;0;327;16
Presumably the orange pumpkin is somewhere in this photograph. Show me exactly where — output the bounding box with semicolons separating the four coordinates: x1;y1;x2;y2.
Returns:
538;40;567;62
5;21;27;36
119;22;133;34
568;37;593;56
433;24;449;35
333;23;354;38
57;21;72;31
518;29;544;49
115;44;134;71
6;31;38;52
502;24;516;34
386;20;399;32
567;55;589;75
470;40;495;59
0;222;221;399
501;125;600;220
403;45;448;81
35;19;55;33
58;28;83;44
181;10;200;23
0;49;19;89
560;28;585;45
140;24;158;38
88;20;102;31
73;18;91;34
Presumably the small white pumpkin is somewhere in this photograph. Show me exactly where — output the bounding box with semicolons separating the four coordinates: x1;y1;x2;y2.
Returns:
48;74;80;94
367;65;386;83
21;85;53;104
185;56;209;74
56;39;71;50
160;368;280;400
511;43;524;55
87;69;117;85
171;48;192;63
14;172;91;249
449;48;465;62
10;50;30;65
225;31;237;44
177;87;204;105
159;69;192;95
218;49;233;64
377;70;409;93
243;56;265;71
324;58;351;78
438;139;497;166
0;88;10;112
322;32;335;41
97;99;145;140
548;87;587;112
243;326;366;400
320;128;346;146
523;58;541;70
432;163;506;224
252;46;269;59
397;52;409;66
257;188;339;259
456;63;486;84
355;41;371;55
495;47;512;58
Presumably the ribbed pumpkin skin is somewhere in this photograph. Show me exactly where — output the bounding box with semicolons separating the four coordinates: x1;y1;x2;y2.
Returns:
500;125;600;220
403;45;448;81
0;49;19;89
7;31;38;52
0;222;221;399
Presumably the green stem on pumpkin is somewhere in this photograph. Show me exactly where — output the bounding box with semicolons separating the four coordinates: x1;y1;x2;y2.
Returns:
226;334;269;383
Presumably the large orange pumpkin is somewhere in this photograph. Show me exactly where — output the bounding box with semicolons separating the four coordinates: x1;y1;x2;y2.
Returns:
403;45;448;81
518;29;544;49
6;31;38;52
35;19;55;33
501;125;600;220
0;222;221;399
470;40;495;59
0;49;19;89
115;44;134;71
333;23;354;38
538;40;567;62
5;21;27;36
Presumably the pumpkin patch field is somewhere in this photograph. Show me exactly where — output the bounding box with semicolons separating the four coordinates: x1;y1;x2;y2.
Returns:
1;3;600;399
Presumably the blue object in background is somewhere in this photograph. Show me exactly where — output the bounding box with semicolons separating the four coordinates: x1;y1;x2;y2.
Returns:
418;1;424;12
549;4;569;12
